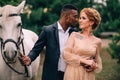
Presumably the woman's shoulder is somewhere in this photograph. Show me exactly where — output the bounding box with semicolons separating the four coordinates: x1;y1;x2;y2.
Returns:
71;31;81;35
70;32;81;37
93;36;102;44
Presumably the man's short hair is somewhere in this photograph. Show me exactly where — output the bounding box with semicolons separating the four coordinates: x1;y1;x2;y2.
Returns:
62;4;78;11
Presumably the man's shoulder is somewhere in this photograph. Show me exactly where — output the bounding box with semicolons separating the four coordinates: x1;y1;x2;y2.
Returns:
43;22;57;30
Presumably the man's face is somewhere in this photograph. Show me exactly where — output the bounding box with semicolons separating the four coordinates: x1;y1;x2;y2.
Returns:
67;10;78;27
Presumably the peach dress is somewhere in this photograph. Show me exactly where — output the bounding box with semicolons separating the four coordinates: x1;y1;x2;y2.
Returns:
63;32;102;80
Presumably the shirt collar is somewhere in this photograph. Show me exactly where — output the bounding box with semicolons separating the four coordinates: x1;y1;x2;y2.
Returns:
57;21;70;33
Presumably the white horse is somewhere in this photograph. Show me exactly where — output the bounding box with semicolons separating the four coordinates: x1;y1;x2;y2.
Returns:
0;1;40;80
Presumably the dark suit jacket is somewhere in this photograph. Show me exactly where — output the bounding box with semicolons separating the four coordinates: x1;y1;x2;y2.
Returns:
28;22;78;80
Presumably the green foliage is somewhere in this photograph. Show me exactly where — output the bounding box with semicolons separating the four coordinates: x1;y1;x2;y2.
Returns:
0;0;21;6
104;0;120;64
96;48;120;80
100;0;120;32
108;33;120;63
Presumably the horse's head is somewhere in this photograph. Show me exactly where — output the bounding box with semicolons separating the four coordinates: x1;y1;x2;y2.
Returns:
0;1;26;63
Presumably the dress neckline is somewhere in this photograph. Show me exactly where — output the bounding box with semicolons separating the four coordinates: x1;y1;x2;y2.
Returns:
79;32;93;39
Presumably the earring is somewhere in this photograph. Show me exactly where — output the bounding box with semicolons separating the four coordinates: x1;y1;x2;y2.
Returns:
89;24;92;27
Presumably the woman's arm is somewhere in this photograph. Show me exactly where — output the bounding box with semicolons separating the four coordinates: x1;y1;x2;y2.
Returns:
62;32;95;66
94;39;102;73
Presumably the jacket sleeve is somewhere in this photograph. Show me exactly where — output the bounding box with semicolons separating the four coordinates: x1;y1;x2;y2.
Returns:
62;32;81;66
28;26;46;62
94;39;102;73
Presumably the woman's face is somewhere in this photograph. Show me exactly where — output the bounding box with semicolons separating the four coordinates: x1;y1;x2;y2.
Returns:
78;12;92;29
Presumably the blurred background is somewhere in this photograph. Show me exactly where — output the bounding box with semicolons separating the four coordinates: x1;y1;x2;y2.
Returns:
0;0;120;80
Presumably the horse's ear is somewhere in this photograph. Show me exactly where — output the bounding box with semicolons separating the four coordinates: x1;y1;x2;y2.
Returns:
17;0;26;14
0;7;2;13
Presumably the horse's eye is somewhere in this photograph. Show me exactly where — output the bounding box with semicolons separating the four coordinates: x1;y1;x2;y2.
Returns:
17;23;22;27
0;14;2;17
0;25;2;29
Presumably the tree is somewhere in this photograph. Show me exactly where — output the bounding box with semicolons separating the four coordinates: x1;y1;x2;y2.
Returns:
108;34;120;63
105;0;120;63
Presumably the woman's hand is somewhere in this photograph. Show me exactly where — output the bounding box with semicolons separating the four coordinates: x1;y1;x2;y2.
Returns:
80;57;97;72
84;63;98;72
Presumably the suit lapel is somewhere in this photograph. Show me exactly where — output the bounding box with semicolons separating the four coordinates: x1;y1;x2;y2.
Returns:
53;23;59;44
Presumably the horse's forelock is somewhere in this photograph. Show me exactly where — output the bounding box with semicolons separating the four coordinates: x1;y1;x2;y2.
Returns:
1;5;18;19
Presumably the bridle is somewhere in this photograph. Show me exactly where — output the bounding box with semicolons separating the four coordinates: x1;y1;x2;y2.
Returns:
0;13;29;77
0;27;29;77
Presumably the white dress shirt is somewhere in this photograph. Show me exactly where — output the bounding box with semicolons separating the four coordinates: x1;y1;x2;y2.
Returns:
57;21;70;72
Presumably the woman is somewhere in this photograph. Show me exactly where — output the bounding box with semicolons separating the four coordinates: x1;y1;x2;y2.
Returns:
62;8;102;80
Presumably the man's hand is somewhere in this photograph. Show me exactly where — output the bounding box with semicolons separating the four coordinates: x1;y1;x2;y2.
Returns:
19;52;31;66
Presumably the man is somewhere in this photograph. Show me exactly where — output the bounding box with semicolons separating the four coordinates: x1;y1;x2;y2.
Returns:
21;4;78;80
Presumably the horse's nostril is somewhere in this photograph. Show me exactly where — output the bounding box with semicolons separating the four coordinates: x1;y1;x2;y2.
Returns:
15;50;17;54
3;51;7;57
3;51;10;60
3;51;6;54
3;50;17;62
13;50;17;58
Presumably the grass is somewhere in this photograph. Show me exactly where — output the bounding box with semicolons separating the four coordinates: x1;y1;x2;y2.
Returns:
96;48;120;80
37;48;120;80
